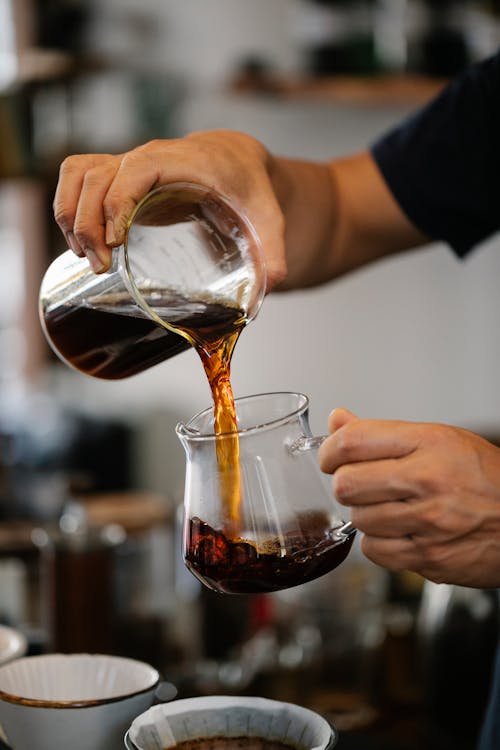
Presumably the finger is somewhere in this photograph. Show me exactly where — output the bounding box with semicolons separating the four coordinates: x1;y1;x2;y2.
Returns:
53;154;118;254
319;418;420;474
361;533;481;585
350;500;418;538
327;407;358;433
103;147;165;245
360;534;421;572
332;455;417;505
105;142;286;291
73;162;121;272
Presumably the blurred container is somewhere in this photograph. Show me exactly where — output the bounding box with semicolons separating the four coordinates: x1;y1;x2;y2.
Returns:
0;624;27;665
32;511;125;653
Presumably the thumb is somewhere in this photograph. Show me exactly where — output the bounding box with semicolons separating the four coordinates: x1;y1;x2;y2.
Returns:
327;407;358;434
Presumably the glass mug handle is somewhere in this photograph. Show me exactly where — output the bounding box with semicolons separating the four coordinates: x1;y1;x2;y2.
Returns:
289;434;356;540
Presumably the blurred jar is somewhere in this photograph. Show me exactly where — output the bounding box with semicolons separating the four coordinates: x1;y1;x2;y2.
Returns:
32;507;125;653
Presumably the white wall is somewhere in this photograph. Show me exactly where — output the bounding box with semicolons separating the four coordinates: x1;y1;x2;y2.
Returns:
85;0;306;84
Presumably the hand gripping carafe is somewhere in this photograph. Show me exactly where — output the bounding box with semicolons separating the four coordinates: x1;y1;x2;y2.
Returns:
39;182;266;379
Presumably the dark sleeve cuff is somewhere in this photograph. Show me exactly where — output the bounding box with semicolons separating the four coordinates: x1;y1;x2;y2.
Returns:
370;51;500;258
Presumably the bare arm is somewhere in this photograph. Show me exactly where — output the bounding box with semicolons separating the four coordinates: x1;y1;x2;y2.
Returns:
269;149;428;289
53;130;429;290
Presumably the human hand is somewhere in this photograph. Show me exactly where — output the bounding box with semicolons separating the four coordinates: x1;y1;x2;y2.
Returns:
52;130;286;288
319;408;500;588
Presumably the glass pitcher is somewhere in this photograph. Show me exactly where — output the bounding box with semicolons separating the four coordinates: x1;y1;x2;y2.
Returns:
176;392;355;595
39;182;265;379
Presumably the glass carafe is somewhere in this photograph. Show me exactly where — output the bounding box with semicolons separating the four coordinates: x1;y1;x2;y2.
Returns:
39;182;265;379
176;392;355;594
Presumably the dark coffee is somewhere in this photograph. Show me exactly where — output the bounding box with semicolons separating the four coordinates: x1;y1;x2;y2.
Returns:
184;516;355;594
42;290;245;380
170;738;300;750
192;306;243;535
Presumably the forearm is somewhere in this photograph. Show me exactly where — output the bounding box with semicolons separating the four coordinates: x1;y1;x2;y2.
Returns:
54;132;429;291
269;150;429;291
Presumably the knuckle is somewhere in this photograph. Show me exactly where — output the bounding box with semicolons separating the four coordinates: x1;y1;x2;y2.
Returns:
349;507;365;530
82;163;115;190
53;203;73;231
335;423;362;460
73;216;100;247
118;151;139;170
428;422;453;443
420;497;463;537
129;139;169;161
136;138;165;152
361;537;401;571
420;502;447;533
318;438;334;473
332;466;356;503
413;536;447;572
58;154;86;177
414;461;442;495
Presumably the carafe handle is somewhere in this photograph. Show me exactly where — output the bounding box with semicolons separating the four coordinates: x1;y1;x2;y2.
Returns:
288;434;328;453
288;434;356;540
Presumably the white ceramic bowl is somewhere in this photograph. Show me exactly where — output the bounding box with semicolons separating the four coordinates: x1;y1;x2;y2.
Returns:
128;695;337;750
0;653;159;750
0;626;27;666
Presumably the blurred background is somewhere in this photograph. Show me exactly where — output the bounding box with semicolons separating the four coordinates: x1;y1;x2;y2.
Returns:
1;1;500;748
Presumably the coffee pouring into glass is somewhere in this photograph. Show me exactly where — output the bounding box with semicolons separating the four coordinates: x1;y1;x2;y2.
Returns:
39;182;266;379
39;182;354;594
177;391;355;595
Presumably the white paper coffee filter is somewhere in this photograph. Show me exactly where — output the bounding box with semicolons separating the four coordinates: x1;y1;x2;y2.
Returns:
128;696;337;750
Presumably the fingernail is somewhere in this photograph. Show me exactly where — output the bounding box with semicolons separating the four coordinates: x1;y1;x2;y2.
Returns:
67;231;83;257
105;219;116;245
85;249;106;273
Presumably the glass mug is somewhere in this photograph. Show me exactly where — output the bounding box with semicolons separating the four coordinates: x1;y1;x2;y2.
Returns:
177;391;356;595
39;182;266;379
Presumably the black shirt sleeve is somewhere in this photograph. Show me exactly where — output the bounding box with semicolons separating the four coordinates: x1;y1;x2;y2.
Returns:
371;50;500;257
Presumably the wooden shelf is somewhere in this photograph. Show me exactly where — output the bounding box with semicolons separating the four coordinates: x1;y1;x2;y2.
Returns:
229;73;448;107
0;48;75;92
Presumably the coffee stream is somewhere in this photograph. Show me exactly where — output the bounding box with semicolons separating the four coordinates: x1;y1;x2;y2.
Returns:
44;288;354;594
175;308;246;535
43;288;247;530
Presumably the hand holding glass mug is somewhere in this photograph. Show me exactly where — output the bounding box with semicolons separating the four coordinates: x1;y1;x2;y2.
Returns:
318;407;500;589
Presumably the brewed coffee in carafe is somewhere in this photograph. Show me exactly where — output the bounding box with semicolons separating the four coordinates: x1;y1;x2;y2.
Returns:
39;182;264;380
177;392;355;595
